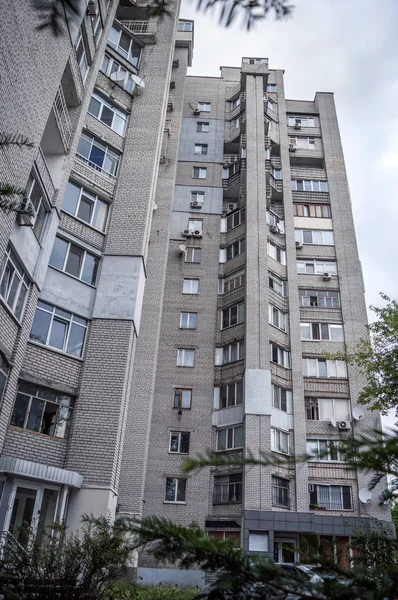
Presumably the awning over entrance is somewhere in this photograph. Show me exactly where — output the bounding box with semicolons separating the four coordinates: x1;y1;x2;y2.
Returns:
0;456;83;488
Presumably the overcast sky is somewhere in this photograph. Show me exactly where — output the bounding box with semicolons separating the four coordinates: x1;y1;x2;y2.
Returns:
180;0;398;426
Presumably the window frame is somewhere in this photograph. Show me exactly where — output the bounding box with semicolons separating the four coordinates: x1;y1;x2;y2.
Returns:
213;473;242;504
164;477;187;503
0;248;29;321
196;122;209;132
108;24;141;67
271;428;289;455
222;272;245;294
310;484;352;511
29;300;88;358
192;167;207;179
288;116;315;127
219;381;243;409
169;431;190;454
176;348;195;367
305;397;350;421
296;260;337;275
173;388;192;410
270;343;290;368
194;143;208;155
226;208;245;232
271;384;292;413
222;302;245;329
269;272;287;297
217;340;245;365
293;203;331;218
272;476;289;507
76;133;120;177
74;26;89;82
300;322;344;342
267;83;277;93
62;181;109;232
225;238;245;261
302;358;347;379
88;91;128;136
216;425;244;451
10;381;73;439
198;102;211;112
289;137;316;150
49;236;100;286
182;278;199;294
185;247;201;264
25;172;49;240
269;305;287;332
188;219;203;233
299;289;340;308
177;21;193;31
291;179;329;192
267;241;286;265
180;312;197;329
0;353;9;405
101;53;136;93
307;439;343;462
295;229;334;246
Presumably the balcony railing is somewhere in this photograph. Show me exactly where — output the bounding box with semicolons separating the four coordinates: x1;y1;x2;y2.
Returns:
54;86;72;152
35;147;56;204
222;171;241;190
73;155;117;196
223;155;239;164
121;20;157;43
213;482;242;505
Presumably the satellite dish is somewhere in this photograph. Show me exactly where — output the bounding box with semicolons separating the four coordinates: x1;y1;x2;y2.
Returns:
110;71;127;83
178;243;187;253
330;417;337;428
131;74;145;88
352;407;364;421
359;489;372;504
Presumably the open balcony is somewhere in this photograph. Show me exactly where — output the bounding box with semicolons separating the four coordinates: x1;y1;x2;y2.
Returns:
121;20;157;43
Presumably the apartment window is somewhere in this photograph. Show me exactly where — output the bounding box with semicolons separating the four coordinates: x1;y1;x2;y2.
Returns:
188;219;203;233
232;116;241;129
62;181;108;232
294;203;331;218
197;122;209;132
272;476;289;507
295;229;334;246
101;54;136;94
305;397;350;421
299;290;340;308
91;7;103;46
267;99;276;112
220;381;243;409
191;191;205;205
307;439;343;462
177;348;195;367
269;305;287;332
271;428;289;454
291;180;329;192
183;279;199;294
217;425;244;450
165;478;187;503
193;167;207;179
300;323;344;342
309;485;352;511
0;353;9;404
207;530;240;547
185;247;201;263
288;116;315;127
74;26;89;82
174;388;192;409
222;303;244;329
221;272;245;294
194;143;208;155
213;474;242;504
226;208;245;231
249;58;262;64
49;237;99;286
296;260;337;275
169;431;190;454
249;532;268;552
30;301;87;358
10;381;73;439
215;340;244;365
231;96;241;110
270;343;290;368
265;147;270;160
267;211;284;230
272;384;292;413
267;84;277;93
269;273;287;297
108;24;141;67
25;173;48;240
77;133;120;177
88;91;128;136
302;358;347;379
264;116;272;130
289;137;315;149
177;21;193;31
0;249;29;320
267;241;286;265
180;312;197;329
198;102;211;112
226;238;245;261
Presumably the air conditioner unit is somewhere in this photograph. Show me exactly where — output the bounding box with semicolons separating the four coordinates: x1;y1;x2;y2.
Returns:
289;144;296;152
190;200;203;208
323;272;332;281
193;109;200;116
159;155;166;164
170;81;176;90
338;421;351;431
295;241;303;249
17;197;35;227
270;224;278;233
294;121;302;130
183;229;192;237
308;484;315;492
193;230;203;238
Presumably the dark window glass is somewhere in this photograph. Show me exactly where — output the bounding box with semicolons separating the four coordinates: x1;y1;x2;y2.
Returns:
10;393;29;428
67;323;86;357
65;245;84;278
30;309;51;344
81;254;98;285
77;194;94;223
180;432;190;454
49;238;68;271
26;397;45;433
49;319;67;350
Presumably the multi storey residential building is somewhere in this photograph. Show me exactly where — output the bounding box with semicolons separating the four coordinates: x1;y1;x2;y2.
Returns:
0;0;392;589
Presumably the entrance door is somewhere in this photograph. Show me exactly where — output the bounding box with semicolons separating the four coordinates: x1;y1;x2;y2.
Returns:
274;539;297;563
9;487;37;544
